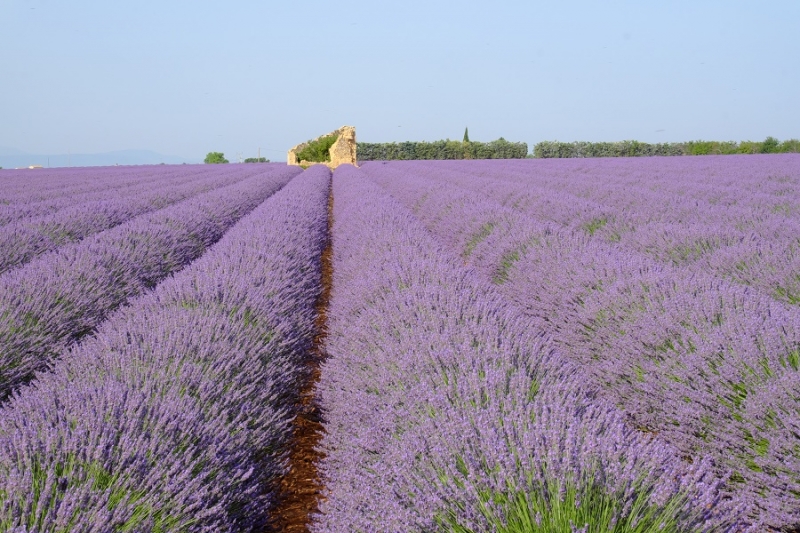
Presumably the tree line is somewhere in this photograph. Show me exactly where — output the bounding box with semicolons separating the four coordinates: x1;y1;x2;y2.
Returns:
357;138;528;161
533;137;800;158
204;152;269;164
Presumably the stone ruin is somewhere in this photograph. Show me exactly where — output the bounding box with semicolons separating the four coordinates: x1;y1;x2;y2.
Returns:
287;126;357;169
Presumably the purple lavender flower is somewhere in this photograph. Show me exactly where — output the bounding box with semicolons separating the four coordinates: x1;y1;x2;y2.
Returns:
0;164;259;274
0;166;330;531
361;156;800;529
314;164;741;532
0;165;301;399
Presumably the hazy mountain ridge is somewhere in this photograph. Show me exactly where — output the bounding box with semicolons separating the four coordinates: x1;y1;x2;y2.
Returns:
0;148;194;168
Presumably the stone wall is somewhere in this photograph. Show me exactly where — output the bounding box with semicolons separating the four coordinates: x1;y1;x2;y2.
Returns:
287;126;357;169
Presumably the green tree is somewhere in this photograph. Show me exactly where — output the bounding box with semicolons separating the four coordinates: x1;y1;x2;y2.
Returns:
204;152;228;164
779;139;800;153
761;136;780;154
295;134;338;163
463;127;470;143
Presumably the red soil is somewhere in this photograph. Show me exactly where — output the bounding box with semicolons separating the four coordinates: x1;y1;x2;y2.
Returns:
267;188;333;532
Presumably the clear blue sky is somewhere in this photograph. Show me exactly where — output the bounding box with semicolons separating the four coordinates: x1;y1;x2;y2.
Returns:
1;0;797;161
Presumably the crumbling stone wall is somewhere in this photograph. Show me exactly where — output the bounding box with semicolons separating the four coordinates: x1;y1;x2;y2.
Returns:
288;126;357;169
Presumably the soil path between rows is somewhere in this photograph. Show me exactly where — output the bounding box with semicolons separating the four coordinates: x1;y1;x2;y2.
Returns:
268;181;333;532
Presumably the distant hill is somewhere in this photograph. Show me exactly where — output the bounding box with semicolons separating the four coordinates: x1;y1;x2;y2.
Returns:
0;148;194;168
0;145;30;158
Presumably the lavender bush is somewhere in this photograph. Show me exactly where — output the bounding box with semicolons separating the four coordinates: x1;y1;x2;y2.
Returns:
0;165;330;531
363;159;800;529
314;165;739;532
392;156;800;305
0;165;300;400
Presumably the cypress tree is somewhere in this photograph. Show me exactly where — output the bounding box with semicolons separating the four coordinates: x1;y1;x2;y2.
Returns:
463;127;470;143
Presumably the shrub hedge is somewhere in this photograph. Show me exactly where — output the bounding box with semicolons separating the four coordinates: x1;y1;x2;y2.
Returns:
295;134;339;163
533;137;800;158
357;138;528;161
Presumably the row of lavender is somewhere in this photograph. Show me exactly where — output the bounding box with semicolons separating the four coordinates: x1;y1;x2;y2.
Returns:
314;166;743;532
0;166;330;531
0;165;267;274
0;165;300;400
0;165;230;225
409;155;800;305
0;166;166;202
437;155;800;226
361;158;800;529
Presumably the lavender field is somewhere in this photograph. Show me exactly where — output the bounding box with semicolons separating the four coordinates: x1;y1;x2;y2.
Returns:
0;156;798;532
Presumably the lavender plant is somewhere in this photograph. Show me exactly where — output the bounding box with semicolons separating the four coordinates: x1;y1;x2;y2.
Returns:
314;165;740;532
389;156;800;305
0;166;257;273
0;165;301;400
362;159;800;529
0;165;227;226
0;165;330;531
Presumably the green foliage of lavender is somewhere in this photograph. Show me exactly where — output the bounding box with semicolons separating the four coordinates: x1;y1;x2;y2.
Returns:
357;138;528;161
439;477;694;533
295;134;339;162
534;137;800;158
